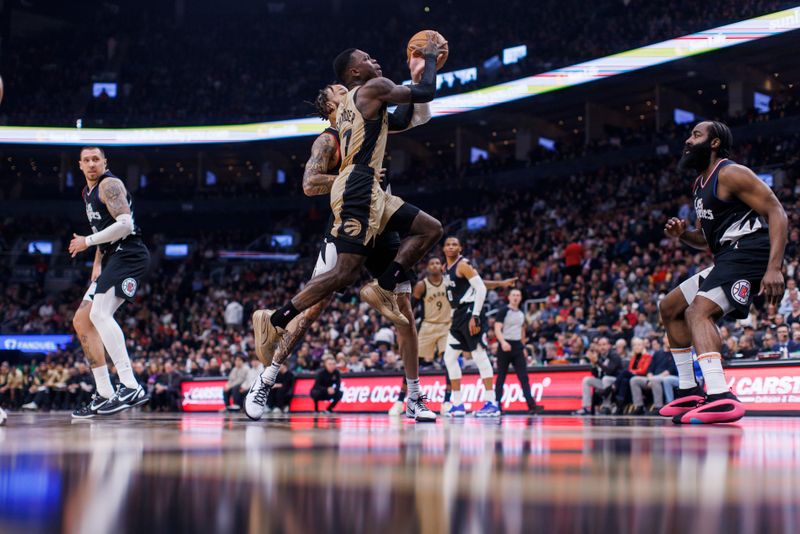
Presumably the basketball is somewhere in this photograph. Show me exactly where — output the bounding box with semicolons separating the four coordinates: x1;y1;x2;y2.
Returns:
406;30;448;70
0;75;4;105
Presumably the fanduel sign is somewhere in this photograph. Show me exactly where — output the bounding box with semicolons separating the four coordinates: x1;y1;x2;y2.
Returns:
0;335;73;354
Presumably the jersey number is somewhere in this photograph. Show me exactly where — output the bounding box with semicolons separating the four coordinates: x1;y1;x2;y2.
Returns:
436;301;443;310
342;129;353;158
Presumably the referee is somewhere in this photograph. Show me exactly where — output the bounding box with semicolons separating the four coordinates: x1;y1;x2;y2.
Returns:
494;289;541;414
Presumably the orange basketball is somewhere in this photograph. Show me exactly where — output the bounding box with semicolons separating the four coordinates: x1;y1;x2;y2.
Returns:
406;30;448;71
0;75;4;105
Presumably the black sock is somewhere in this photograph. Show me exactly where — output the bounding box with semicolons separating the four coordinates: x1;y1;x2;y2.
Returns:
377;261;407;291
271;302;299;329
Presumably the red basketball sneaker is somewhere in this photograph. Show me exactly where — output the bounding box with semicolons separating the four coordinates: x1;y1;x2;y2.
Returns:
659;384;706;417
673;391;746;425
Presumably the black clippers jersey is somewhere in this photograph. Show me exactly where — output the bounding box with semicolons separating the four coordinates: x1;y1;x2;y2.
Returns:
320;127;342;239
692;159;768;256
82;171;141;253
444;256;476;310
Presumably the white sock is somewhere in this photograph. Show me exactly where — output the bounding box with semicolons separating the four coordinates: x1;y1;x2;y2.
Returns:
90;291;138;389
484;389;496;403
452;390;463;406
671;347;696;389
407;378;420;401
92;365;115;399
262;361;281;385
697;352;728;395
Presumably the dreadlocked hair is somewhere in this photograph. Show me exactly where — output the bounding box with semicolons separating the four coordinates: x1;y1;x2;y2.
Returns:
312;85;334;121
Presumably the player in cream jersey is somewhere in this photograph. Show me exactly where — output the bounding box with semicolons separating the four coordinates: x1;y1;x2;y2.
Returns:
255;38;447;370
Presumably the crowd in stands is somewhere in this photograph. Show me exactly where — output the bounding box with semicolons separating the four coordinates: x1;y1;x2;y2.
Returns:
1;0;791;127
1;119;799;412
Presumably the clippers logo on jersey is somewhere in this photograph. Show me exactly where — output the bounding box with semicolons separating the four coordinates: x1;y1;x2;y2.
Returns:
86;202;102;221
342;218;362;237
731;279;751;305
694;197;714;221
121;278;138;298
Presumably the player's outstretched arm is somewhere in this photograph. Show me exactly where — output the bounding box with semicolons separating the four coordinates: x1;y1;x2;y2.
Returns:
485;277;517;289
719;164;788;305
302;132;339;196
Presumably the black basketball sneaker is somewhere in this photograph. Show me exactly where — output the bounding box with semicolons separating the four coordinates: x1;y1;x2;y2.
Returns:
97;384;149;415
72;393;113;419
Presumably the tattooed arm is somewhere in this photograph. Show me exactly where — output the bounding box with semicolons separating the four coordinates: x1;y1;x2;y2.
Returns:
302;132;339;196
69;177;134;257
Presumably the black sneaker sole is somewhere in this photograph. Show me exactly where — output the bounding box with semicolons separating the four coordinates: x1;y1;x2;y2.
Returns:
71;412;97;419
132;395;150;408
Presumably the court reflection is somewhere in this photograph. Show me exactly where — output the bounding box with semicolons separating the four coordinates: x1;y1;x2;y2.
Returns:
0;414;799;533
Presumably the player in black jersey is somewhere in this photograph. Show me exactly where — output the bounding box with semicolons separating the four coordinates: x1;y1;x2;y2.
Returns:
68;147;150;418
441;237;501;418
658;121;787;424
247;61;437;422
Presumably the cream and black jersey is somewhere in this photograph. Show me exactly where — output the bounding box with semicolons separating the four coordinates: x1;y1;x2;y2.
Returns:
421;277;452;323
82;171;142;254
693;159;768;257
336;87;388;172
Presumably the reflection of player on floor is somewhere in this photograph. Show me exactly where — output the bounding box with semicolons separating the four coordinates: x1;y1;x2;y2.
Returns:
69;147;150;418
247;62;436;422
658;121;787;424
441;237;500;417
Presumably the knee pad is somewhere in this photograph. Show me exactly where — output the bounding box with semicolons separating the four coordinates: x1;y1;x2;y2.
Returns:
443;346;462;380
472;347;494;379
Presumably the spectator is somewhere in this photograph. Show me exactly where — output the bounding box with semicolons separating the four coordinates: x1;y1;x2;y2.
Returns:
614;337;652;410
224;298;244;329
629;337;678;415
222;354;250;410
575;337;622;415
267;363;295;414
310;357;343;413
151;360;182;412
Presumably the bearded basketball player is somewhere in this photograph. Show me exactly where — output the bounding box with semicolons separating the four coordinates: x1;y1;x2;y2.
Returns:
252;37;446;365
658;121;787;424
69;147;150;418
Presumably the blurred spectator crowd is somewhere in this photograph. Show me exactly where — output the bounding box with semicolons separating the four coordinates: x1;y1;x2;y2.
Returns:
0;0;791;127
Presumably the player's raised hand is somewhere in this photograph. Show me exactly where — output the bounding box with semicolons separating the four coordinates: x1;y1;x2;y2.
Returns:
414;35;447;59
664;217;687;238
499;277;518;288
69;233;89;257
759;268;785;307
408;56;425;83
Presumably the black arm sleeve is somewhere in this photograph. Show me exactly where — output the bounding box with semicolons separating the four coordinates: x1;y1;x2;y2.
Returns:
388;104;414;131
409;54;437;103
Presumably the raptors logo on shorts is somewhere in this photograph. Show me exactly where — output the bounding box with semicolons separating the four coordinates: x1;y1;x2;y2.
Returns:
731;280;751;305
342;218;362;237
121;278;138;298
